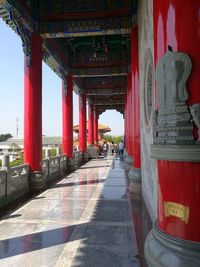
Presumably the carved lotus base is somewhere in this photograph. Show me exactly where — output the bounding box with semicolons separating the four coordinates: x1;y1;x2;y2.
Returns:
29;171;45;193
145;224;200;267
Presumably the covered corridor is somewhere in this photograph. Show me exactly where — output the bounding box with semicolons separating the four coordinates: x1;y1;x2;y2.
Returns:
0;0;200;266
0;157;141;267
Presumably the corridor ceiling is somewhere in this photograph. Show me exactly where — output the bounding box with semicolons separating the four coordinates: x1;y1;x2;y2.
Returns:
0;0;137;115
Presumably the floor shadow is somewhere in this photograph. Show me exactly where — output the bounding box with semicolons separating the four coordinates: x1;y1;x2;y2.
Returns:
32;196;46;200
79;165;111;170
49;179;106;189
0;224;80;259
129;194;153;267
0;214;22;221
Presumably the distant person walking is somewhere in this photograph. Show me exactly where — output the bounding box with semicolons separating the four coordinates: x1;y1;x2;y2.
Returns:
103;141;109;158
110;141;115;155
118;140;124;159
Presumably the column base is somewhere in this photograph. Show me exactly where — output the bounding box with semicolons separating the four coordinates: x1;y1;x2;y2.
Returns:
68;158;79;172
29;171;45;193
145;224;200;267
128;167;141;194
123;150;128;159
124;155;133;171
78;152;83;167
82;152;89;163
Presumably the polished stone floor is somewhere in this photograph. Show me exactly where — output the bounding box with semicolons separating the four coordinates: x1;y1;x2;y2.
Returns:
0;157;140;267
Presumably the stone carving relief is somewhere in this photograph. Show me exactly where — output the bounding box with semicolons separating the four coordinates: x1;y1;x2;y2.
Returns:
190;104;200;144
154;51;194;145
143;48;154;129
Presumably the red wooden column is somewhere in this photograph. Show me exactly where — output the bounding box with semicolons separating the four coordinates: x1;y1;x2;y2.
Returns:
128;27;141;193
125;72;133;170
88;102;94;145
145;1;200;266
125;75;129;154
124;95;127;150
62;75;73;158
79;93;86;152
128;72;133;157
94;110;99;144
24;33;42;172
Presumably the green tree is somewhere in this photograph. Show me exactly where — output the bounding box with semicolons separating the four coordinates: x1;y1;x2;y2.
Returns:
0;133;12;142
50;149;56;157
9;158;24;167
103;134;124;144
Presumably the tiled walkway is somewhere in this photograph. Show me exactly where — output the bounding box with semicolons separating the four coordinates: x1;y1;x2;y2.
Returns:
0;157;140;267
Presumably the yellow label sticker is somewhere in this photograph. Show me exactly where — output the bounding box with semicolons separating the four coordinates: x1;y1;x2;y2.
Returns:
164;201;190;224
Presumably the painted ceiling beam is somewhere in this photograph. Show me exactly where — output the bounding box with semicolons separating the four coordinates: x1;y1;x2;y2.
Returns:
96;105;125;111
86;84;126;89
72;62;127;68
40;8;131;22
39;17;131;38
86;89;126;96
71;62;128;77
47;39;68;65
94;101;125;106
72;73;127;78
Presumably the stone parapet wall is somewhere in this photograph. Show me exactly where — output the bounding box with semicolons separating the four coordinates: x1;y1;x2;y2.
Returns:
0;152;86;209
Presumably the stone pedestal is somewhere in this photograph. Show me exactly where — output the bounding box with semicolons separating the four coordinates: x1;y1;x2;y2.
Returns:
29;171;45;193
145;224;200;267
68;158;78;172
82;152;89;163
128;167;141;194
124;155;133;172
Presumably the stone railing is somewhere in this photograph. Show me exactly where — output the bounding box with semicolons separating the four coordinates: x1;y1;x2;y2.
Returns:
48;156;60;181
8;164;30;195
0;152;88;209
60;155;68;175
0;164;29;208
68;151;83;171
0;170;7;199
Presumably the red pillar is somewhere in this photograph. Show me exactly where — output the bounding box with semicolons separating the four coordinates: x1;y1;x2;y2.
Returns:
153;0;200;242
24;33;42;171
62;75;73;158
79;94;86;152
131;27;141;169
124;96;127;148
94;110;99;144
145;1;200;266
126;73;131;154
128;72;132;156
88;102;94;145
128;27;141;193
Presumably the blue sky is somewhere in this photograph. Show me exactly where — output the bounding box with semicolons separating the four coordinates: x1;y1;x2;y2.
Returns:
0;19;124;137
